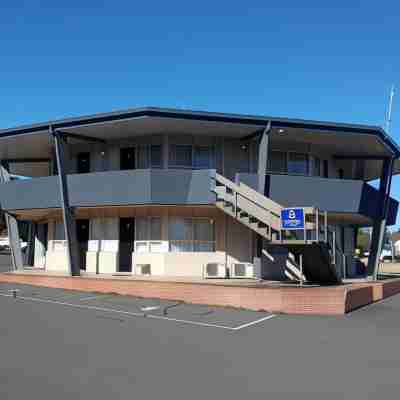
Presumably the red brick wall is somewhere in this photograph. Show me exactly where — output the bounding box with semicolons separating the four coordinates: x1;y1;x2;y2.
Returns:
1;273;400;315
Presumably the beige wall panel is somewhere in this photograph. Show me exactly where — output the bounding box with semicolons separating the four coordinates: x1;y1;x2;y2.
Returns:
134;253;165;275
86;252;98;274
164;252;225;277
98;252;119;274
45;250;68;272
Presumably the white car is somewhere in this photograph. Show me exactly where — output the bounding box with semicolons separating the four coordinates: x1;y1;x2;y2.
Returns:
380;247;393;262
0;238;27;252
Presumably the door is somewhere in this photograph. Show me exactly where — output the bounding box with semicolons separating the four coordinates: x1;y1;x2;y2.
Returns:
76;219;89;270
77;152;91;174
120;147;136;170
323;160;329;178
119;218;135;272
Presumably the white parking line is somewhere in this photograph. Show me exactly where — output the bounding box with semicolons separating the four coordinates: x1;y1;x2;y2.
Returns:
233;314;276;330
0;292;276;331
78;294;110;302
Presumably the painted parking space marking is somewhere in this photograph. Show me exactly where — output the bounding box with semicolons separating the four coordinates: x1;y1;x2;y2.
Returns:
78;294;111;302
140;305;161;312
232;314;276;330
0;290;276;331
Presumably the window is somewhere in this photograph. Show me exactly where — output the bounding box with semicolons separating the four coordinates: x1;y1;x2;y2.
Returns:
135;217;162;240
288;153;309;175
55;222;65;240
313;157;321;177
136;145;162;169
194;146;213;169
169;218;214;252
169;145;214;169
150;145;162;168
170;145;192;168
268;151;286;173
193;219;214;251
168;218;193;252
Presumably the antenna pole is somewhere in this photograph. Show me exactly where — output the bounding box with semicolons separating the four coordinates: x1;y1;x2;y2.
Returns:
385;85;395;133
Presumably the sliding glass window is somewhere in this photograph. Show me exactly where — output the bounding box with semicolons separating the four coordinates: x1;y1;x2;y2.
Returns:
268;151;287;173
136;145;163;169
287;153;309;175
169;144;214;169
168;218;214;252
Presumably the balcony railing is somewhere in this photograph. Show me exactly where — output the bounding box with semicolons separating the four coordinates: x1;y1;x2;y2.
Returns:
0;169;216;211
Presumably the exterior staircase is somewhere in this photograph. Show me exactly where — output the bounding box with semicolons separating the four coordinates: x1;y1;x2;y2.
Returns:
211;172;342;284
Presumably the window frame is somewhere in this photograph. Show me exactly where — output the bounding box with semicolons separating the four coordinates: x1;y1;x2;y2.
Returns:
169;144;215;170
168;217;215;252
287;152;309;176
135;216;162;241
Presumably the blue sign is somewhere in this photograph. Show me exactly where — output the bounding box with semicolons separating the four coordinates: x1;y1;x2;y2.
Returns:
281;208;305;230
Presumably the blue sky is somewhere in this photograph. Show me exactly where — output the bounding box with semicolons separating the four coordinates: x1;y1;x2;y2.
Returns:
1;1;400;222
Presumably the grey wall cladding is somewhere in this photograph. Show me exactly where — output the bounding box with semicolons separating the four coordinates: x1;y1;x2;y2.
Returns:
0;169;216;211
236;173;398;225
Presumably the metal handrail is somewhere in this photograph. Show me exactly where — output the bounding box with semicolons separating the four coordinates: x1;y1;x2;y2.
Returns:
212;177;282;235
212;175;282;219
327;228;346;278
213;173;329;246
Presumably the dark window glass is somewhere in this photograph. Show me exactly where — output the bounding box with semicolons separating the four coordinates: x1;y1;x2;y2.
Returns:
194;146;213;169
313;157;321;176
171;145;192;168
150;145;162;168
323;160;329;178
288;153;308;175
268;151;286;173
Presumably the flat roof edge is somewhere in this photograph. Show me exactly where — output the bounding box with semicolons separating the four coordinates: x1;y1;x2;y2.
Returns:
1;106;399;157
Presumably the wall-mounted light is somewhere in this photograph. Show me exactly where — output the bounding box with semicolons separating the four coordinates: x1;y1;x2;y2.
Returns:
100;151;105;156
278;129;286;134
241;144;247;150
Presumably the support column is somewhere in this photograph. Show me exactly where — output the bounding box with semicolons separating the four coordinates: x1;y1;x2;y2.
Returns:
257;122;271;194
162;134;169;169
256;123;271;277
0;163;23;271
25;222;36;266
367;157;394;279
52;128;80;276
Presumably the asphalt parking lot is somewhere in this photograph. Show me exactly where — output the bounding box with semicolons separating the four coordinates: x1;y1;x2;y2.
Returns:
0;280;400;399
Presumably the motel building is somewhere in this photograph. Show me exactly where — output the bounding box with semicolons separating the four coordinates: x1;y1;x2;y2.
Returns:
0;107;399;284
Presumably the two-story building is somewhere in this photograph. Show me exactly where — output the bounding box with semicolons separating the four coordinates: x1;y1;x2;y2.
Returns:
0;107;398;282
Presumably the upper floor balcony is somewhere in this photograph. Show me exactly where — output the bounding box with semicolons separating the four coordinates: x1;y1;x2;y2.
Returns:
0;168;397;226
0;107;399;227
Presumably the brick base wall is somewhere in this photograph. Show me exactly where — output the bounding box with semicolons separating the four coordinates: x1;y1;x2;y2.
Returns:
1;273;400;315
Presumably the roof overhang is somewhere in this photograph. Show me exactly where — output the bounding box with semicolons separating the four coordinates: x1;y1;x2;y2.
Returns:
0;107;399;180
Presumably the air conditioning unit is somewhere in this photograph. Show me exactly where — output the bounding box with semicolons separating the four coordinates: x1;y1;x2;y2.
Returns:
231;263;255;279
204;263;227;278
136;264;151;275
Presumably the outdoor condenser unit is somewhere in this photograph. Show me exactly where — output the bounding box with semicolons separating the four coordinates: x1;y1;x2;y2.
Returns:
204;263;227;278
231;263;255;278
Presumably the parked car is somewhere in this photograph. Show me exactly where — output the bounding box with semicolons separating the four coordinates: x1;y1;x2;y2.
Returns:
0;238;27;253
380;246;393;262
